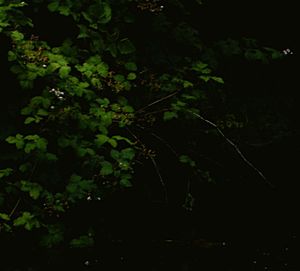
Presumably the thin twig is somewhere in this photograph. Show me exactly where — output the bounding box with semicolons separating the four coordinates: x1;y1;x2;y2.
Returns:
9;198;21;218
188;110;275;188
142;108;170;117
126;127;168;203
28;159;39;181
136;90;179;114
136;124;179;157
150;156;168;204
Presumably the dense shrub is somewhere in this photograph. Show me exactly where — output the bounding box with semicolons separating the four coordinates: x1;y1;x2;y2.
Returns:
0;0;287;256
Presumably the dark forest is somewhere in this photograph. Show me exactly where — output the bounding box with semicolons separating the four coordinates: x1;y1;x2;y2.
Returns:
0;1;298;270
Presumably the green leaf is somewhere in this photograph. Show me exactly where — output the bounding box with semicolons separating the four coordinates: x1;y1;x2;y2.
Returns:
19;163;31;173
264;47;283;60
179;155;196;167
163;111;178;121
20;180;43;200
120;178;133;188
118;160;130;170
66;175;96;202
91;78;102;88
192;62;208;72
24;117;35;125
8;51;17;61
211;76;224;84
114;74;125;82
35;137;48;151
100;161;113;175
10;30;24;42
108;138;117;148
110;149;120;160
199;75;210;82
13;212;40;230
107;43;118;57
45;153;58;161
81;11;93;23
57;137;71;148
24;142;36;153
59;66;71;78
96;62;109;77
127;72;136;80
245;49;268;63
0;168;13;179
118;39;135;55
70;235;94;248
0;213;10;221
95;134;109;147
47;62;61;72
77;24;89;39
40;225;64;248
76;147;87;157
182;80;194;88
6;134;24;149
37;109;49;116
121;148;135;160
124;62;137;71
98;2;112;24
20;80;34;89
58;6;70;16
47;1;59;12
112;135;133;145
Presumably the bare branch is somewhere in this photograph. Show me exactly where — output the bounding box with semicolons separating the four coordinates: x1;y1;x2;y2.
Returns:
126;127;169;203
9;198;21;218
136;90;179;114
136;124;179;157
150;156;168;204
188;110;275;188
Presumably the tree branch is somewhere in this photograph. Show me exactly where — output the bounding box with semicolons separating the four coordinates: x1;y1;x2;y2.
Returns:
150;156;168;204
9;198;21;218
126;127;169;203
188;110;275;188
136;90;179;114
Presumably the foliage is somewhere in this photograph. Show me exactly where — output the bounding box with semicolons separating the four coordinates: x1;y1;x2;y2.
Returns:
0;0;285;250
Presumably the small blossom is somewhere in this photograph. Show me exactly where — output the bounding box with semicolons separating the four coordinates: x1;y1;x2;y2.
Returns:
283;48;294;55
